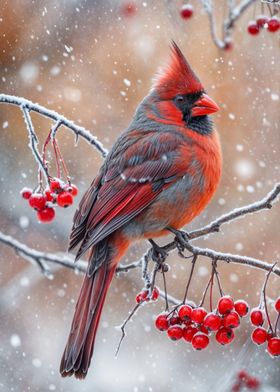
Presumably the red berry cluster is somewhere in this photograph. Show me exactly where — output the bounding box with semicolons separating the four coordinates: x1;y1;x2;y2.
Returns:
180;4;193;19
135;287;159;303
154;296;249;351
250;297;280;357
247;15;280;35
232;370;260;392
20;178;78;223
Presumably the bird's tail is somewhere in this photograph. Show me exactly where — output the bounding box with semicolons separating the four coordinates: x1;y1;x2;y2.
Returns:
60;236;128;379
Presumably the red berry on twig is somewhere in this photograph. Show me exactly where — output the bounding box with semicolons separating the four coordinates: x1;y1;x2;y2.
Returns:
37;207;55;223
216;327;235;345
247;21;260;35
167;326;183;341
234;300;249;317
180;4;193;19
223;311;240;329
218;296;234;315
203;313;222;331
267;337;280;357
57;191;73;208
250;308;265;326
67;184;79;197
267;17;280;33
246;377;260;389
45;188;56;202
178;304;193;321
50;178;64;193
182;326;198;343
191;307;207;324
256;15;268;28
20;187;33;200
155;314;169;331
251;327;267;345
191;332;209;350
28;193;47;210
151;287;159;301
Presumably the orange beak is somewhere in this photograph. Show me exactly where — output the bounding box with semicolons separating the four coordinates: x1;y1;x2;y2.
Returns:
191;93;219;117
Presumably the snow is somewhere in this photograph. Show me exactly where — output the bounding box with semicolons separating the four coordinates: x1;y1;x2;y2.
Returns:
10;334;21;348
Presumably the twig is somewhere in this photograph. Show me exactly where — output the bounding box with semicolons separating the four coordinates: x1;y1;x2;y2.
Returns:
21;105;49;185
115;302;142;356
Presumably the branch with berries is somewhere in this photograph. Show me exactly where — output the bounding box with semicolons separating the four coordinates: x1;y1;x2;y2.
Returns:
178;0;279;50
0;95;279;358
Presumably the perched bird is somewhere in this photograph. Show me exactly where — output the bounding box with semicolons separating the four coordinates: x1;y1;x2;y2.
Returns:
60;42;222;379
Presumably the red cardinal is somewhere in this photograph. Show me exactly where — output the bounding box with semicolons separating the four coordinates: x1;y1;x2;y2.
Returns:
60;42;222;379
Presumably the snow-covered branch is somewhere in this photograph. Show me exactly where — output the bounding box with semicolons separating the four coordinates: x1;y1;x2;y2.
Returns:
0;93;108;158
1;183;279;278
201;0;257;48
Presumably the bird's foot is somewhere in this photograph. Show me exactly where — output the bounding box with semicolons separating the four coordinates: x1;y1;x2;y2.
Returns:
148;239;168;264
166;227;190;257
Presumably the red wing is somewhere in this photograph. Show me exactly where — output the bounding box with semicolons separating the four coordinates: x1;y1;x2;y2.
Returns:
70;131;192;260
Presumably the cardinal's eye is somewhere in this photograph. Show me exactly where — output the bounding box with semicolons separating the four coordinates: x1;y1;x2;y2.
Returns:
175;95;185;104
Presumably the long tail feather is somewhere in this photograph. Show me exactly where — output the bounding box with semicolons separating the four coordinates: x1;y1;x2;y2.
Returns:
60;245;116;379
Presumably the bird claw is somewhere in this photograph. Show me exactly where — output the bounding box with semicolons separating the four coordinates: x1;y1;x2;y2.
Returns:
148;239;168;264
166;227;190;256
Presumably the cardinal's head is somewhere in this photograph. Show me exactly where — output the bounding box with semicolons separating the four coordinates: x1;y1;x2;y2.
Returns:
139;41;219;134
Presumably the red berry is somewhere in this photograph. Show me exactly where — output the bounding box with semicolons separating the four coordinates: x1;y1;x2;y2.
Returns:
203;313;222;331
238;370;249;381
37;207;55;223
224;40;233;51
167;326;183;341
267;337;280;357
182;326;198;343
246;377;260;389
232;383;241;392
234;300;249;317
180;4;193;19
223;311;240;329
267;17;280;33
274;297;280;313
67;184;79;197
247;21;260;35
251;327;268;345
218;296;234;315
151;287;159;301
191;332;209;350
191;307;207;324
50;178;64;193
250;308;265;326
178;304;193;321
57;191;73;208
44;188;56;202
169;316;181;326
28;193;47;210
136;291;145;303
20;187;33;200
121;2;137;17
256;15;268;28
215;327;235;345
155;314;169;331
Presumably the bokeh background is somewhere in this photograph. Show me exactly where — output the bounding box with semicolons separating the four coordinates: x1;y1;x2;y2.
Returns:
0;1;279;391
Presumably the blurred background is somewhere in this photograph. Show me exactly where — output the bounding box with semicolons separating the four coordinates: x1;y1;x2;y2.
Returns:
0;1;279;391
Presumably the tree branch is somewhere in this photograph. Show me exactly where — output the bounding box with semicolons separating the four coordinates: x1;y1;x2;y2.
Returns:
0;93;108;158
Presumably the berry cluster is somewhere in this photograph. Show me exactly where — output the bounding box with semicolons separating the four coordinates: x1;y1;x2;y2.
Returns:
180;4;193;19
232;370;260;392
247;15;280;35
20;178;78;223
250;297;280;357
154;296;249;351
